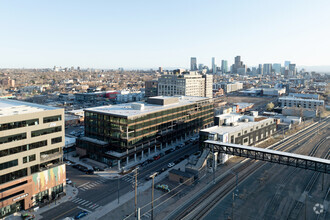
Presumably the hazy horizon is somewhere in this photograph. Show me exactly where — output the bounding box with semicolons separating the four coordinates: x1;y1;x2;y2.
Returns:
1;0;330;68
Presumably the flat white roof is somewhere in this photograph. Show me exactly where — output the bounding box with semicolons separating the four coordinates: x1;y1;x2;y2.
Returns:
204;140;330;164
85;96;210;118
0;99;58;117
279;96;324;102
201;118;271;135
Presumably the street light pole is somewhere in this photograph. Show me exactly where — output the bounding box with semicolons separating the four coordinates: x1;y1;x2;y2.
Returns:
117;176;120;204
134;168;138;217
150;173;157;220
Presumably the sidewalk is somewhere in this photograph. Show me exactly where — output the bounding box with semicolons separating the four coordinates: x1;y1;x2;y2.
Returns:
5;185;78;220
94;134;198;180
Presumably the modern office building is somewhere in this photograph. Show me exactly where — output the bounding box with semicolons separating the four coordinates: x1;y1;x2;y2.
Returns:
145;80;158;98
284;61;291;68
201;114;276;145
231;56;246;74
190;57;197;71
0;99;65;218
279;96;324;109
157;71;213;98
77;96;214;169
213;82;243;93
221;60;228;73
289;64;296;76
272;63;281;74
212;57;216;74
258;64;263;75
263;64;273;75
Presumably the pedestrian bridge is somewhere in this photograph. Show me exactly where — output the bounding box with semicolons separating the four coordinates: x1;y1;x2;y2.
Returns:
205;140;330;174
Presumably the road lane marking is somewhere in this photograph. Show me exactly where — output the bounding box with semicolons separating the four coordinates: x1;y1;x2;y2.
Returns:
78;182;90;188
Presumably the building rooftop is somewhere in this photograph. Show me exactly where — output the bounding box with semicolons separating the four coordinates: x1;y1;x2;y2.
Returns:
85;96;210;118
0;99;57;117
201;118;272;135
279;96;324;102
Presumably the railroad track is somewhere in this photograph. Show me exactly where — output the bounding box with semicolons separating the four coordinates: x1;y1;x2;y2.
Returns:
265;137;329;219
171;117;330;220
287;147;330;220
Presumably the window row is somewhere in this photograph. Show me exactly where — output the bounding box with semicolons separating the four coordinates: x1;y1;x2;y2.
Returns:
31;126;62;137
0;119;39;131
0;140;48;158
43;115;62;123
0;133;26;145
0;168;27;184
0;159;18;171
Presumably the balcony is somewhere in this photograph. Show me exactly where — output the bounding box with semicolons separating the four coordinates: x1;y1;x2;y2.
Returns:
40;152;62;162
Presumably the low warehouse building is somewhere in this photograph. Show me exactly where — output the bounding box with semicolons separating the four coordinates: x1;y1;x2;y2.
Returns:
169;169;194;186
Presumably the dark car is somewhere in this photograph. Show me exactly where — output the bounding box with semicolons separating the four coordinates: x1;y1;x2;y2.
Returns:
74;211;88;219
165;149;172;154
141;161;148;167
86;169;94;174
92;166;104;171
72;164;79;169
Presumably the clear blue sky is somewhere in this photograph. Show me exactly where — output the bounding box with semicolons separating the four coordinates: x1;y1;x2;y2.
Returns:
0;0;330;69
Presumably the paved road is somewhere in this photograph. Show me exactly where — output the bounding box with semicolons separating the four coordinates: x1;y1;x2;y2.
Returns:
40;143;199;219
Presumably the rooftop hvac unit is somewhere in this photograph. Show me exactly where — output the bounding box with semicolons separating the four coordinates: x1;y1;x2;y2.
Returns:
131;103;145;110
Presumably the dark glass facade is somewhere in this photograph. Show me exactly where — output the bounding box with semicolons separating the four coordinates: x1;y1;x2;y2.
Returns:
79;99;214;165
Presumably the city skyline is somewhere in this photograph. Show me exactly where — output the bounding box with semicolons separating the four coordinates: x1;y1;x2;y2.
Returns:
1;0;330;69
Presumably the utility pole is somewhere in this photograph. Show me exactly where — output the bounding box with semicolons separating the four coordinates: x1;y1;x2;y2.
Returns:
117;176;120;204
134;168;138;217
150;172;157;220
212;144;215;184
232;191;235;220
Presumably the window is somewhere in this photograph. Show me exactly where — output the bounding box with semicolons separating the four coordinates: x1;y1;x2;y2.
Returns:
0;145;27;158
51;137;62;144
0;133;26;145
0;168;27;184
23;155;36;164
31;126;61;137
43;115;62;123
0;119;39;131
238;133;241;136
0;159;18;171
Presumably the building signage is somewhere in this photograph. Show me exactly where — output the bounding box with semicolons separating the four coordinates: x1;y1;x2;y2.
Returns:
13;193;28;202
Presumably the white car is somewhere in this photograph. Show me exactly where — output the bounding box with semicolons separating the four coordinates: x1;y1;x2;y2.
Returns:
168;162;175;168
66;178;72;184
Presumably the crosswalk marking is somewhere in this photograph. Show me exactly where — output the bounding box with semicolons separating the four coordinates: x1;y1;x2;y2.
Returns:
77;177;107;192
71;197;102;210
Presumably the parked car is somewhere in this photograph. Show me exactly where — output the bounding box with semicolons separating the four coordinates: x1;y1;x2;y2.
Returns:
66;178;72;185
92;166;104;171
153;155;161;160
86;169;94;175
167;162;175;168
155;184;170;192
141;161;148;167
74;211;88;219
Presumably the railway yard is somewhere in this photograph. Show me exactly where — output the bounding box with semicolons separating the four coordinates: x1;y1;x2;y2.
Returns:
99;118;329;220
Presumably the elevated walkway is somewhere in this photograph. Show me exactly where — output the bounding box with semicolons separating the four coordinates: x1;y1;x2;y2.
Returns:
205;140;330;174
